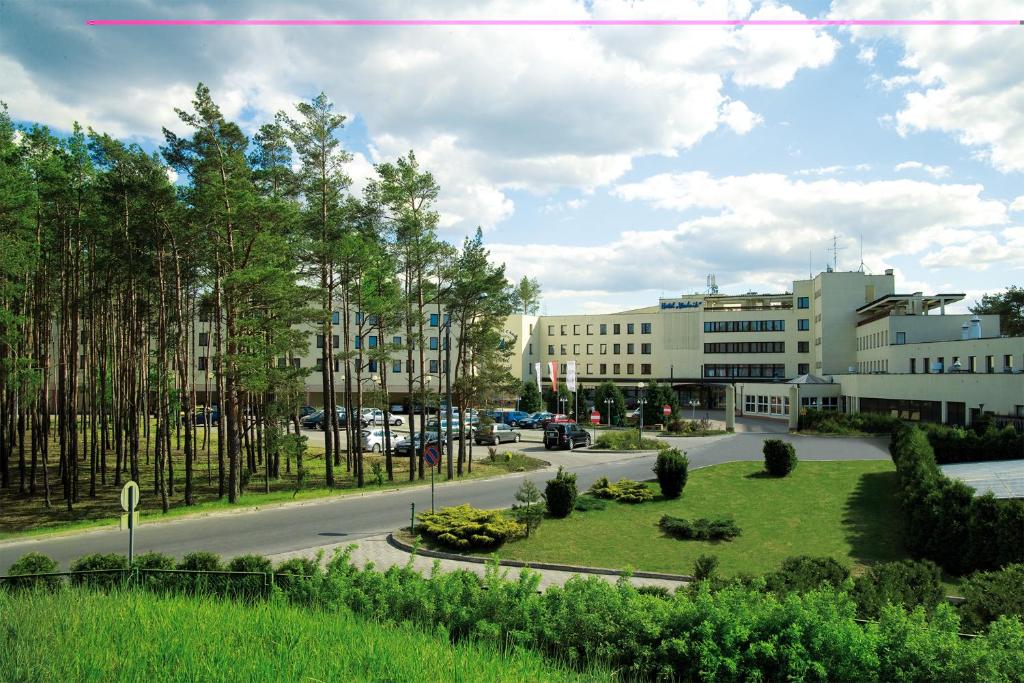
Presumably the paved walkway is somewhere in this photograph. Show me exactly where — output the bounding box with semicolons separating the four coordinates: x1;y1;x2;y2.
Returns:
266;533;688;591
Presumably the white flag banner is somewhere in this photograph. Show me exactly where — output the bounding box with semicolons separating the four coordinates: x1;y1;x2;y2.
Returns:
534;362;542;393
566;360;577;393
548;360;559;391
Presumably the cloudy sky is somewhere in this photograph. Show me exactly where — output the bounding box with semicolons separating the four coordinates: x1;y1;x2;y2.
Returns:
3;0;1022;314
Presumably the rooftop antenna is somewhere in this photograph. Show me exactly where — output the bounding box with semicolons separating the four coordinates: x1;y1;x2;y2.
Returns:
809;249;812;279
858;235;866;273
706;274;719;295
826;234;845;272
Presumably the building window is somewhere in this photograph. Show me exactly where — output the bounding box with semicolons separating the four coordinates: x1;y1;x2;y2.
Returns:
613;343;621;354
986;355;995;373
627;343;635;354
560;363;567;375
547;345;555;355
367;359;377;373
290;358;301;369
354;336;361;350
573;344;581;354
613;323;621;334
197;356;208;371
798;363;809;375
744;395;755;412
429;337;438;350
586;344;594;354
331;311;340;325
613;363;621;375
317;334;325;349
560;344;567;355
798;319;810;331
641;343;652;354
368;336;377;348
429;359;438;373
798;341;809;353
910;358;916;374
392;360;401;373
548;325;555;335
573;324;581;335
428;313;438;327
393;335;402;346
797;296;809;309
198;332;209;347
757;395;768;413
600;344;607;354
528;343;533;355
586;324;594;334
627;323;635;334
600;323;607;335
968;356;976;372
641;322;652;334
1005;355;1013;371
355;311;364;325
641;363;652;375
560;324;567;335
627;363;634;375
199;306;212;323
315;358;324;371
600;363;607;374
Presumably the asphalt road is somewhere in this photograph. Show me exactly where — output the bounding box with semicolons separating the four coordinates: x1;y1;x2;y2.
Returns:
0;432;891;572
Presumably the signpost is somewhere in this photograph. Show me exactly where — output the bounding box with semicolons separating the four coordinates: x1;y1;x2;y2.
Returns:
423;444;441;512
663;404;672;417
590;410;600;441
120;481;140;564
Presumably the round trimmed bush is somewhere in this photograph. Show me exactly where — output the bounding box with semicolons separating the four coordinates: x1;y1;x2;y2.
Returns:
653;448;689;498
763;438;797;477
226;554;274;601
766;556;849;594
134;551;177;592
275;556;322;605
6;552;60;591
69;553;129;590
177;551;224;594
545;466;578;518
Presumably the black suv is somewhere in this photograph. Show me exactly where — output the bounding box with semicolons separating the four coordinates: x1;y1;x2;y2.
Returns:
543;423;591;450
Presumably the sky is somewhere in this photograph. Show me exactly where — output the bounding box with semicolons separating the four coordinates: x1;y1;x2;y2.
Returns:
2;0;1022;315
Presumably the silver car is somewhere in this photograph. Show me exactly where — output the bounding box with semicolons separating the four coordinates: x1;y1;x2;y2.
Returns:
474;423;521;445
360;428;394;453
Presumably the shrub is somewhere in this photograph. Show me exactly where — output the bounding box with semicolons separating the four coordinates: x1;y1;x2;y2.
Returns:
588;476;654;503
511;480;544;538
636;584;671;598
177;551;222;572
544;466;578;518
958;564;1024;633
692;554;719;581
274;556;323;605
133;552;176;592
573;495;607;512
920;422;1024;464
762;438;797;476
766;556;849;594
226;554;273;600
592;430;668;451
801;409;903;434
659;515;741;541
851;559;945;619
5;552;60;591
176;551;224;594
69;553;129;590
652;448;689;498
417;504;525;550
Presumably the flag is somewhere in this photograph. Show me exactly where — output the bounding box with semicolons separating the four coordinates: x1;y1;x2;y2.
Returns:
548;360;558;391
533;362;542;393
566;360;577;392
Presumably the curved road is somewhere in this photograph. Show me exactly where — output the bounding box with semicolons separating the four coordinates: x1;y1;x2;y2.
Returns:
0;432;891;572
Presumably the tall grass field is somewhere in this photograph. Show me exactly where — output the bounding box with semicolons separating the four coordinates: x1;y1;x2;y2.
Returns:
0;588;604;682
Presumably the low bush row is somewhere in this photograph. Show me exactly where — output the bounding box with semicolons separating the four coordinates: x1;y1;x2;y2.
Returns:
588;476;654;503
592;429;669;451
416;504;525;549
919;421;1024;464
6;548;1024;681
801;409;904;434
658;514;741;541
890;425;1024;574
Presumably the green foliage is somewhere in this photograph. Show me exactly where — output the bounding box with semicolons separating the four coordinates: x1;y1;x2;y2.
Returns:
692;554;720;581
274;556;324;606
765;556;850;594
177;551;223;572
512;480;544;538
889;425;1024;574
133;552;177;592
417;504;525;549
919;422;1023;464
511;275;542;315
175;550;225;594
659;515;741;541
519;379;542;413
801;408;903;434
544;466;578;518
763;438;798;476
592;381;626;426
970;285;1024;336
573;495;607;512
666;417;719;435
543;381;572;414
370;461;385;487
652;447;689;498
5;552;59;590
225;555;273;600
851;559;945;619
639;379;679;427
959;564;1024;633
69;553;129;590
592;429;668;451
588;476;654;504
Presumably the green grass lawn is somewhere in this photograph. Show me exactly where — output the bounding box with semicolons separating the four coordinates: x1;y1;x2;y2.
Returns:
0;588;600;682
482;460;908;578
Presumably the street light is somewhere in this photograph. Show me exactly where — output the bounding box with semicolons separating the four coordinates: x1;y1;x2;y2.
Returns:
558;396;568;416
688;398;701;420
637;382;647;446
603;397;614;428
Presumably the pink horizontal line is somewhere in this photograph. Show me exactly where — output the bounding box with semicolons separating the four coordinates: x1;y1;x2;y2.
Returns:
86;19;1022;27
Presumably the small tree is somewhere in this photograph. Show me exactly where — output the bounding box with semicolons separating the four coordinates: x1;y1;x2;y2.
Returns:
653;448;689;498
519;379;542;413
763;439;798;476
642;380;680;426
693;554;719;581
545;466;578;518
593;380;626;426
513;479;544;537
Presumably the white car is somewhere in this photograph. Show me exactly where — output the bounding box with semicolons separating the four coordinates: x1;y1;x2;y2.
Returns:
386;411;404;426
360;428;394;453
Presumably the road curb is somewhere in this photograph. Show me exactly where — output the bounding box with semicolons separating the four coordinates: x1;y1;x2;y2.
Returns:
386;532;693;583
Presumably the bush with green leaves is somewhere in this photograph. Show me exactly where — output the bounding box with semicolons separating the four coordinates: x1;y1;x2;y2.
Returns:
226;554;274;600
762;438;798;476
512;480;544;538
5;552;60;591
573;495;607;512
659;514;741;541
274;556;323;605
959;564;1024;633
920;422;1023;464
69;553;129;590
133;552;177;592
417;504;525;550
692;554;720;581
652;448;689;498
544;466;578;518
765;555;849;594
592;430;668;451
851;559;945;619
588;476;654;503
175;550;225;594
801;409;903;434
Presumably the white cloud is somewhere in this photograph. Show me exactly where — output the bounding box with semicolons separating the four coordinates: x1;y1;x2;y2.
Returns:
893;160;951;179
719;99;763;134
832;0;1024;172
1010;196;1024;213
795;163;872;176
920;228;1024;270
857;46;877;64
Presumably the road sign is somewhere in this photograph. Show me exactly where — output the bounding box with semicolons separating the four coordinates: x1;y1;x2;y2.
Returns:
423;444;441;467
119;512;140;530
663;404;672;417
120;481;140;512
590;410;601;422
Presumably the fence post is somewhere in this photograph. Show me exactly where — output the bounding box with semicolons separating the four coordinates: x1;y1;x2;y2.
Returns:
410;501;415;534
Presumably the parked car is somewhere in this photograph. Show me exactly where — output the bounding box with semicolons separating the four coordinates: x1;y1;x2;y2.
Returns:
425;418;474;436
386;412;404;426
543;423;591;450
517;412;553;429
474;423;521;445
297;405;316;418
187;407;219;425
360;428;394;453
394;433;445;458
495;410;531;426
360;408;384;426
299;409;322;428
540;414;572;428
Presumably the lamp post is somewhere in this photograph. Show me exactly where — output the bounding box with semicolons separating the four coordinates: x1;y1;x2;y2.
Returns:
637;382;647;447
558;396;568;416
688;398;700;420
603;397;613;428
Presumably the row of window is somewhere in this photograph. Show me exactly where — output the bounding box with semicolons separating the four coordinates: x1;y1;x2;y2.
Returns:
743;394;791;416
703;364;786;378
546;322;652;336
858;330;893;350
526;363;653;376
704;342;785;354
704;320;787;333
545;342;652;356
910;354;1016;374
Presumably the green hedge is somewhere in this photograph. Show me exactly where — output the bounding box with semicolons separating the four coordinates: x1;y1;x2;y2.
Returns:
5;552;59;590
920;422;1024;464
658;514;740;541
801;409;904;434
890;425;1024;574
592;430;669;451
959;564;1024;633
851;559;945;620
